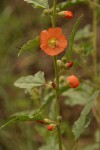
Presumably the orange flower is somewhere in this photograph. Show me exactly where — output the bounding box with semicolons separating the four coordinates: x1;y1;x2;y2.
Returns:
64;11;73;19
40;27;68;56
67;75;80;88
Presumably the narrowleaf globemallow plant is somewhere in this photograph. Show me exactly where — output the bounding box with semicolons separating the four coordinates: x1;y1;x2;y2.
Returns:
0;0;99;150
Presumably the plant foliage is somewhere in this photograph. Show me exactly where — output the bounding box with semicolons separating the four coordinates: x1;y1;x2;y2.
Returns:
65;14;83;60
14;71;45;90
24;0;49;9
0;111;43;130
72;90;100;141
18;36;40;56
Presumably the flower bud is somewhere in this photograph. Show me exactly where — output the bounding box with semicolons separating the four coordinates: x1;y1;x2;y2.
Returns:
51;82;57;89
57;60;64;68
58;10;73;19
37;118;53;125
62;57;67;63
66;75;80;88
44;118;53;124
47;124;56;131
64;11;73;19
57;116;62;122
66;62;73;68
43;9;52;15
59;76;65;83
56;7;60;13
47;81;56;89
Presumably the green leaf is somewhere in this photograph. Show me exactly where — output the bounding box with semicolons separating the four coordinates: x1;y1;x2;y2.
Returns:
0;111;43;130
72;90;100;141
39;92;54;112
14;71;45;90
63;83;94;106
18;36;40;56
24;0;49;9
65;14;83;61
63;90;88;106
58;0;87;10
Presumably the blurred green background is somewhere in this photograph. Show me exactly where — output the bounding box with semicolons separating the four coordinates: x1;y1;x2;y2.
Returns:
0;0;100;150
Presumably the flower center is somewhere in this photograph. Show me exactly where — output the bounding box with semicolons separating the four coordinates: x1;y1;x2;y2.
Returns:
48;38;58;48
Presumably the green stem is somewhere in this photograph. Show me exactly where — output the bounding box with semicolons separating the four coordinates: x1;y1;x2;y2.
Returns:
53;56;60;116
52;0;62;150
57;126;63;150
52;0;57;28
92;0;98;78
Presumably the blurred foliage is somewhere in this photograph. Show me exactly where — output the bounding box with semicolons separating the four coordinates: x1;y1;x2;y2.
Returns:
0;0;100;150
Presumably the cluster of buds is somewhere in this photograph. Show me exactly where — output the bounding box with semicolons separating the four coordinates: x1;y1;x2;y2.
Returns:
43;8;73;19
43;7;60;15
37;118;56;131
57;59;74;70
57;59;80;88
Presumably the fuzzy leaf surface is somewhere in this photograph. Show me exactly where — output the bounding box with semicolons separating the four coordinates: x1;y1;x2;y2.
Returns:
18;36;40;56
14;71;45;90
24;0;49;9
72;90;100;141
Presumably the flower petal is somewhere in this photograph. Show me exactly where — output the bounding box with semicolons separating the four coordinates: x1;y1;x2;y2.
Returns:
40;30;49;44
58;34;68;48
40;44;64;56
48;27;62;38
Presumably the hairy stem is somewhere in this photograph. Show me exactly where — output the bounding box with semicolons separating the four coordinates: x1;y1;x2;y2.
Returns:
53;56;60;116
92;0;98;78
52;0;62;150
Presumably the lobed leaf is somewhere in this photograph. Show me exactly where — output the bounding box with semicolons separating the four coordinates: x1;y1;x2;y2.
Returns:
65;14;83;61
18;36;40;56
72;90;100;141
24;0;49;9
14;71;45;90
